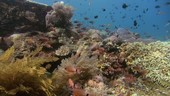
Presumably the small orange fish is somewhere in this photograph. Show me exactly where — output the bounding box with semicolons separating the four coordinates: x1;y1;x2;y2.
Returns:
68;78;74;88
72;89;86;96
65;66;77;73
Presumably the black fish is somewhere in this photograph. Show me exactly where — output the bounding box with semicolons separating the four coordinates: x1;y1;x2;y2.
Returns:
166;2;170;5
155;5;160;8
152;24;156;27
102;8;106;11
137;15;142;18
76;23;82;27
73;20;79;23
143;8;148;13
135;5;139;8
100;25;105;27
94;15;98;19
122;3;128;9
133;20;137;26
84;17;89;20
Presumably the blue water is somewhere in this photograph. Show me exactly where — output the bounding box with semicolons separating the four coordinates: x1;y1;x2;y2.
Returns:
33;0;170;40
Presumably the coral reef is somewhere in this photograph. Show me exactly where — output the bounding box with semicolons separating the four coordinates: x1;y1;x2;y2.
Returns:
0;1;170;96
1;26;170;96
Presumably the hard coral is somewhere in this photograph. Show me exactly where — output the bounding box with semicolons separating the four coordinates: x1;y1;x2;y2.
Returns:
55;45;71;57
121;41;170;88
45;2;73;29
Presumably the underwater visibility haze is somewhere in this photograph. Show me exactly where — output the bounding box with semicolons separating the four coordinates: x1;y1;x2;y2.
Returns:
0;0;170;96
34;0;170;40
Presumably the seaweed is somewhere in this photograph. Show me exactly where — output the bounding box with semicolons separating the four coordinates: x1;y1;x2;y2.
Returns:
0;46;15;64
0;46;58;96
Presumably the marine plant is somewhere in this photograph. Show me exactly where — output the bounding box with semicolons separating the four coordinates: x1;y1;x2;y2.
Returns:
0;46;58;96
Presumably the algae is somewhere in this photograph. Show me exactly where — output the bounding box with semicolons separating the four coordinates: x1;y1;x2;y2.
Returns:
0;46;58;96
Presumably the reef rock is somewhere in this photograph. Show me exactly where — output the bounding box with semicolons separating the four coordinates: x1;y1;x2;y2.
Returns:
0;0;52;36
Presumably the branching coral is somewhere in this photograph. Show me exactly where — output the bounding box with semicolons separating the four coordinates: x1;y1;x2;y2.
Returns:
120;42;149;65
121;41;170;88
